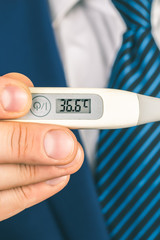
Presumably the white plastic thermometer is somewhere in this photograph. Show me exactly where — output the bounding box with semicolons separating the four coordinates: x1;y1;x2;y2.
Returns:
17;88;160;129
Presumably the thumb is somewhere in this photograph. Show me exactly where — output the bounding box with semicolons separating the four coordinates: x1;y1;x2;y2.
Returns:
0;74;32;119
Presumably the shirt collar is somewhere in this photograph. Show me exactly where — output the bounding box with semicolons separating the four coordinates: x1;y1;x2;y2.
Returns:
48;0;81;27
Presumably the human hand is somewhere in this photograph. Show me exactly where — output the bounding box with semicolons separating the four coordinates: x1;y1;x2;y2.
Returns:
0;73;84;221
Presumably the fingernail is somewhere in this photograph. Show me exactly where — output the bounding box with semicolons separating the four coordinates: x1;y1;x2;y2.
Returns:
44;130;75;160
46;176;67;186
1;85;28;112
58;145;82;168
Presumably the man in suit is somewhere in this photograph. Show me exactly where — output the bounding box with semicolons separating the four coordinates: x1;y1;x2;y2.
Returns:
0;0;159;240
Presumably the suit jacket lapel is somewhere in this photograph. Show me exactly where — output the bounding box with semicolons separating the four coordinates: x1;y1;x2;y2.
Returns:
48;131;109;240
0;1;109;239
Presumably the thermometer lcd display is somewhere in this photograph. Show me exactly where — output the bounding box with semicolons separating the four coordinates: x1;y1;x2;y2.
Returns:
19;93;103;121
56;99;91;113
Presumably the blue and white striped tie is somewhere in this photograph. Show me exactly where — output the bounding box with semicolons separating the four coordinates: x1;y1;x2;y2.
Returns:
95;0;160;239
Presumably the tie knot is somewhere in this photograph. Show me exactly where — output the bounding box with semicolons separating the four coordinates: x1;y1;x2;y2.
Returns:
112;0;153;29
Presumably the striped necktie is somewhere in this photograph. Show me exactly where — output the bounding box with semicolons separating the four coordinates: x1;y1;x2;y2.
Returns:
95;0;160;239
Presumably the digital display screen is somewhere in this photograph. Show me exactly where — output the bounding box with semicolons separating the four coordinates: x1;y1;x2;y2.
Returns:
56;99;91;113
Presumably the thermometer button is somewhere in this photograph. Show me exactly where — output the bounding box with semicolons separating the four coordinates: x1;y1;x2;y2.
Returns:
30;95;51;117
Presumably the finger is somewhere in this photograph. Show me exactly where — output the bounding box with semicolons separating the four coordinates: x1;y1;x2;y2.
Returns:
0;121;78;165
0;143;84;190
0;176;70;221
57;143;84;170
0;76;32;119
2;72;34;87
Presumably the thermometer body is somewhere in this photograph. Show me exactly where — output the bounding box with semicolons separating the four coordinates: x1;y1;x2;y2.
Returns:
16;88;160;129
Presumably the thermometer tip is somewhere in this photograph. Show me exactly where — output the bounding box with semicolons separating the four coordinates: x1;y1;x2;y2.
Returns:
138;94;160;125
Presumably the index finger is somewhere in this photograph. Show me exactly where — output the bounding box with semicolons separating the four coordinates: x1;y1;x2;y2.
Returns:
3;72;34;87
0;75;32;119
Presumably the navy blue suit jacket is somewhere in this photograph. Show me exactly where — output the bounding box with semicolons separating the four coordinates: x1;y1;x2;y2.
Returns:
0;1;109;239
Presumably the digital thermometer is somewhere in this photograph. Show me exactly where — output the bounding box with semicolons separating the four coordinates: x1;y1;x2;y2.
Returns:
16;88;160;129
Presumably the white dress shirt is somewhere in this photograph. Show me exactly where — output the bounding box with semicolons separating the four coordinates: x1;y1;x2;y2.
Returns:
48;0;160;169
